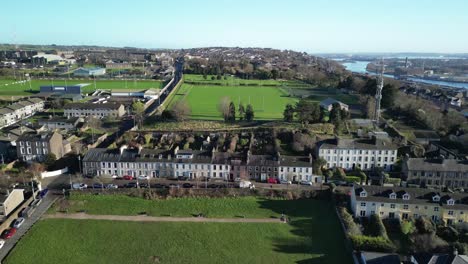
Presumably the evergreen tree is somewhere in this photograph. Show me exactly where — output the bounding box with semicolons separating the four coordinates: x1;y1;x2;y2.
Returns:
283;104;294;122
228;102;236;122
245;104;254;121
238;103;245;121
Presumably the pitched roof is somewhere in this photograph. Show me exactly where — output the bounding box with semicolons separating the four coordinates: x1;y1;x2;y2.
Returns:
319;97;348;107
320;138;398;150
64;103;122;110
404;158;468;172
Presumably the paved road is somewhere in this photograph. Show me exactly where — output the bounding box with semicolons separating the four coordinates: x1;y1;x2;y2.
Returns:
45;213;283;223
0;193;58;262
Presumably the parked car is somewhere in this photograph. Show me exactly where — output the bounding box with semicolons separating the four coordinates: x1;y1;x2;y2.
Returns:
125;182;138;188
168;183;179;188
38;188;49;199
1;228;16;239
267;178;279;184
0;239;5;249
178;176;188;181
123;175;134;180
239;181;252;188
111;175;119;179
153;184;166;189
182;183;193;188
280;179;292;185
299;180;313;186
139;183;149;188
72;183;87;190
106;184;119;189
12;218;25;229
137;175;149;180
92;183;104;189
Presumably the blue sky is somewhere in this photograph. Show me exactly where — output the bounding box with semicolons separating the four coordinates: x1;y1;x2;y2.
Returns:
1;0;467;53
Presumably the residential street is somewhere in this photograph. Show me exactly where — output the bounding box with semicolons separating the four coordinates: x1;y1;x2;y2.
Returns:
0;193;58;262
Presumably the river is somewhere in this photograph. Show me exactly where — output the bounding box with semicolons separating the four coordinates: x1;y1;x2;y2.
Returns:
341;61;468;89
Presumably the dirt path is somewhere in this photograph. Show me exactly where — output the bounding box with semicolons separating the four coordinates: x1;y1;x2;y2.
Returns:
44;213;284;223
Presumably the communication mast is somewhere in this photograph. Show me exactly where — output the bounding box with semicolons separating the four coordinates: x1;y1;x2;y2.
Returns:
374;58;384;125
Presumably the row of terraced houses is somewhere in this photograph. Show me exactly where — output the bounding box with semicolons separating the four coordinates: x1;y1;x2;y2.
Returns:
83;145;321;183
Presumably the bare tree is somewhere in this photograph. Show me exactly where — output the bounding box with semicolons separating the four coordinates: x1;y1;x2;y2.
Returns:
218;96;231;121
172;100;191;121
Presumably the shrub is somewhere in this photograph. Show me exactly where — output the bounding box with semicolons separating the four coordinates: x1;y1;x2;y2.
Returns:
454;242;468;255
344;176;360;183
437;226;459;243
349;235;395;252
338;207;361;236
367;214;388;238
415;216;436;234
386;177;401;186
333;168;346;180
400;220;416;235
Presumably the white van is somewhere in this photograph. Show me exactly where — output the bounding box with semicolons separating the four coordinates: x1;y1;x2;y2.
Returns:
72;183;88;190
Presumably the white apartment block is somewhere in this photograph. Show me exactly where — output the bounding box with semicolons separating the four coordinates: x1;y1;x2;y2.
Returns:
318;138;398;171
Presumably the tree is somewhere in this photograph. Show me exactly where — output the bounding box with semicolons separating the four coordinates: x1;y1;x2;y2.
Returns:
228;102;236;122
245;104;254;121
238;103;245;121
88;117;102;143
131;101;145;128
329;103;344;133
44;153;57;169
313;157;327;176
172;100;191;121
28;162;45;179
283;104;294;122
218;97;231;122
295;99;320;124
381;83;397;108
358;170;367;185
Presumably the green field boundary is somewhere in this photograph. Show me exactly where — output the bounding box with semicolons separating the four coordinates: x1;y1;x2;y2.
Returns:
156;76;185;114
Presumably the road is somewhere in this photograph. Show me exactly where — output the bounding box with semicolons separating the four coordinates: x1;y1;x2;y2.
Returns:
45;213;283;223
0;193;58;262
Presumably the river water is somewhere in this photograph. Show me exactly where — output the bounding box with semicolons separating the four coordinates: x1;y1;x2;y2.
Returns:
341;61;468;89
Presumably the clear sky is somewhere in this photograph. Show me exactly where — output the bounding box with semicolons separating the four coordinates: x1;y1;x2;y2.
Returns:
1;0;467;53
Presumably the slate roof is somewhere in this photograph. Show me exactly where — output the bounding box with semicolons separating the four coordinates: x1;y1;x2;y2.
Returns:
354;185;468;210
279;155;312;167
64;103;122;110
404;158;468;172
17;131;57;142
320;138;398;150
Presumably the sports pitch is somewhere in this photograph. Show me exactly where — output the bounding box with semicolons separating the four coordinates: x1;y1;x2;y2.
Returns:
168;84;298;120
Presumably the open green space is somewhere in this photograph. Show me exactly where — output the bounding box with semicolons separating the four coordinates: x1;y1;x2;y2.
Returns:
184;74;307;87
0;79;163;96
10;196;351;264
168;84;298;120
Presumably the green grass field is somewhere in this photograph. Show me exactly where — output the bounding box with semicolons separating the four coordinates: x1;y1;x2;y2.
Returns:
0;79;163;96
168;84;298;120
184;74;307;87
8;197;351;264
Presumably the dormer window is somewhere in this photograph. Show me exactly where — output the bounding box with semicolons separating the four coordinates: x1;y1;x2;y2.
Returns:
447;199;455;206
389;193;397;199
432;195;440;202
403;194;410;200
360;191;367;198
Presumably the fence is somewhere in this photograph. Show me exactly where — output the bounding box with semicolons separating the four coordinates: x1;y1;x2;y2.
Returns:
41;167;68;178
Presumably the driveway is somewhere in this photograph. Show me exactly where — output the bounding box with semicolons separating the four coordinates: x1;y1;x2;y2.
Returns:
0;193;58;262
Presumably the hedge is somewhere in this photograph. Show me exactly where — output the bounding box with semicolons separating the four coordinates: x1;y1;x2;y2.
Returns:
349;235;396;252
338;207;361;236
367;214;388;239
344;176;361;183
386;177;401;186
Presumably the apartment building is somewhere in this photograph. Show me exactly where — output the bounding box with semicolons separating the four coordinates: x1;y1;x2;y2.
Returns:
16;131;65;162
403;158;468;189
318;137;398;171
0;98;45;128
350;185;468;225
64;103;125;118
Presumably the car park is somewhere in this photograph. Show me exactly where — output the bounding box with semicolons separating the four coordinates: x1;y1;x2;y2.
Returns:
12;218;25;229
1;228;17;239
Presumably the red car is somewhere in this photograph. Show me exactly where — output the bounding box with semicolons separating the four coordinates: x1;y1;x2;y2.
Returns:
267;178;279;184
123;175;134;180
1;228;17;239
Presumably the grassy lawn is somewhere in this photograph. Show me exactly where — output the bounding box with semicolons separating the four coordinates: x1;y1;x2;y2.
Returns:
184;74;307;87
10;197;351;264
0;79;162;96
168;84;298;120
